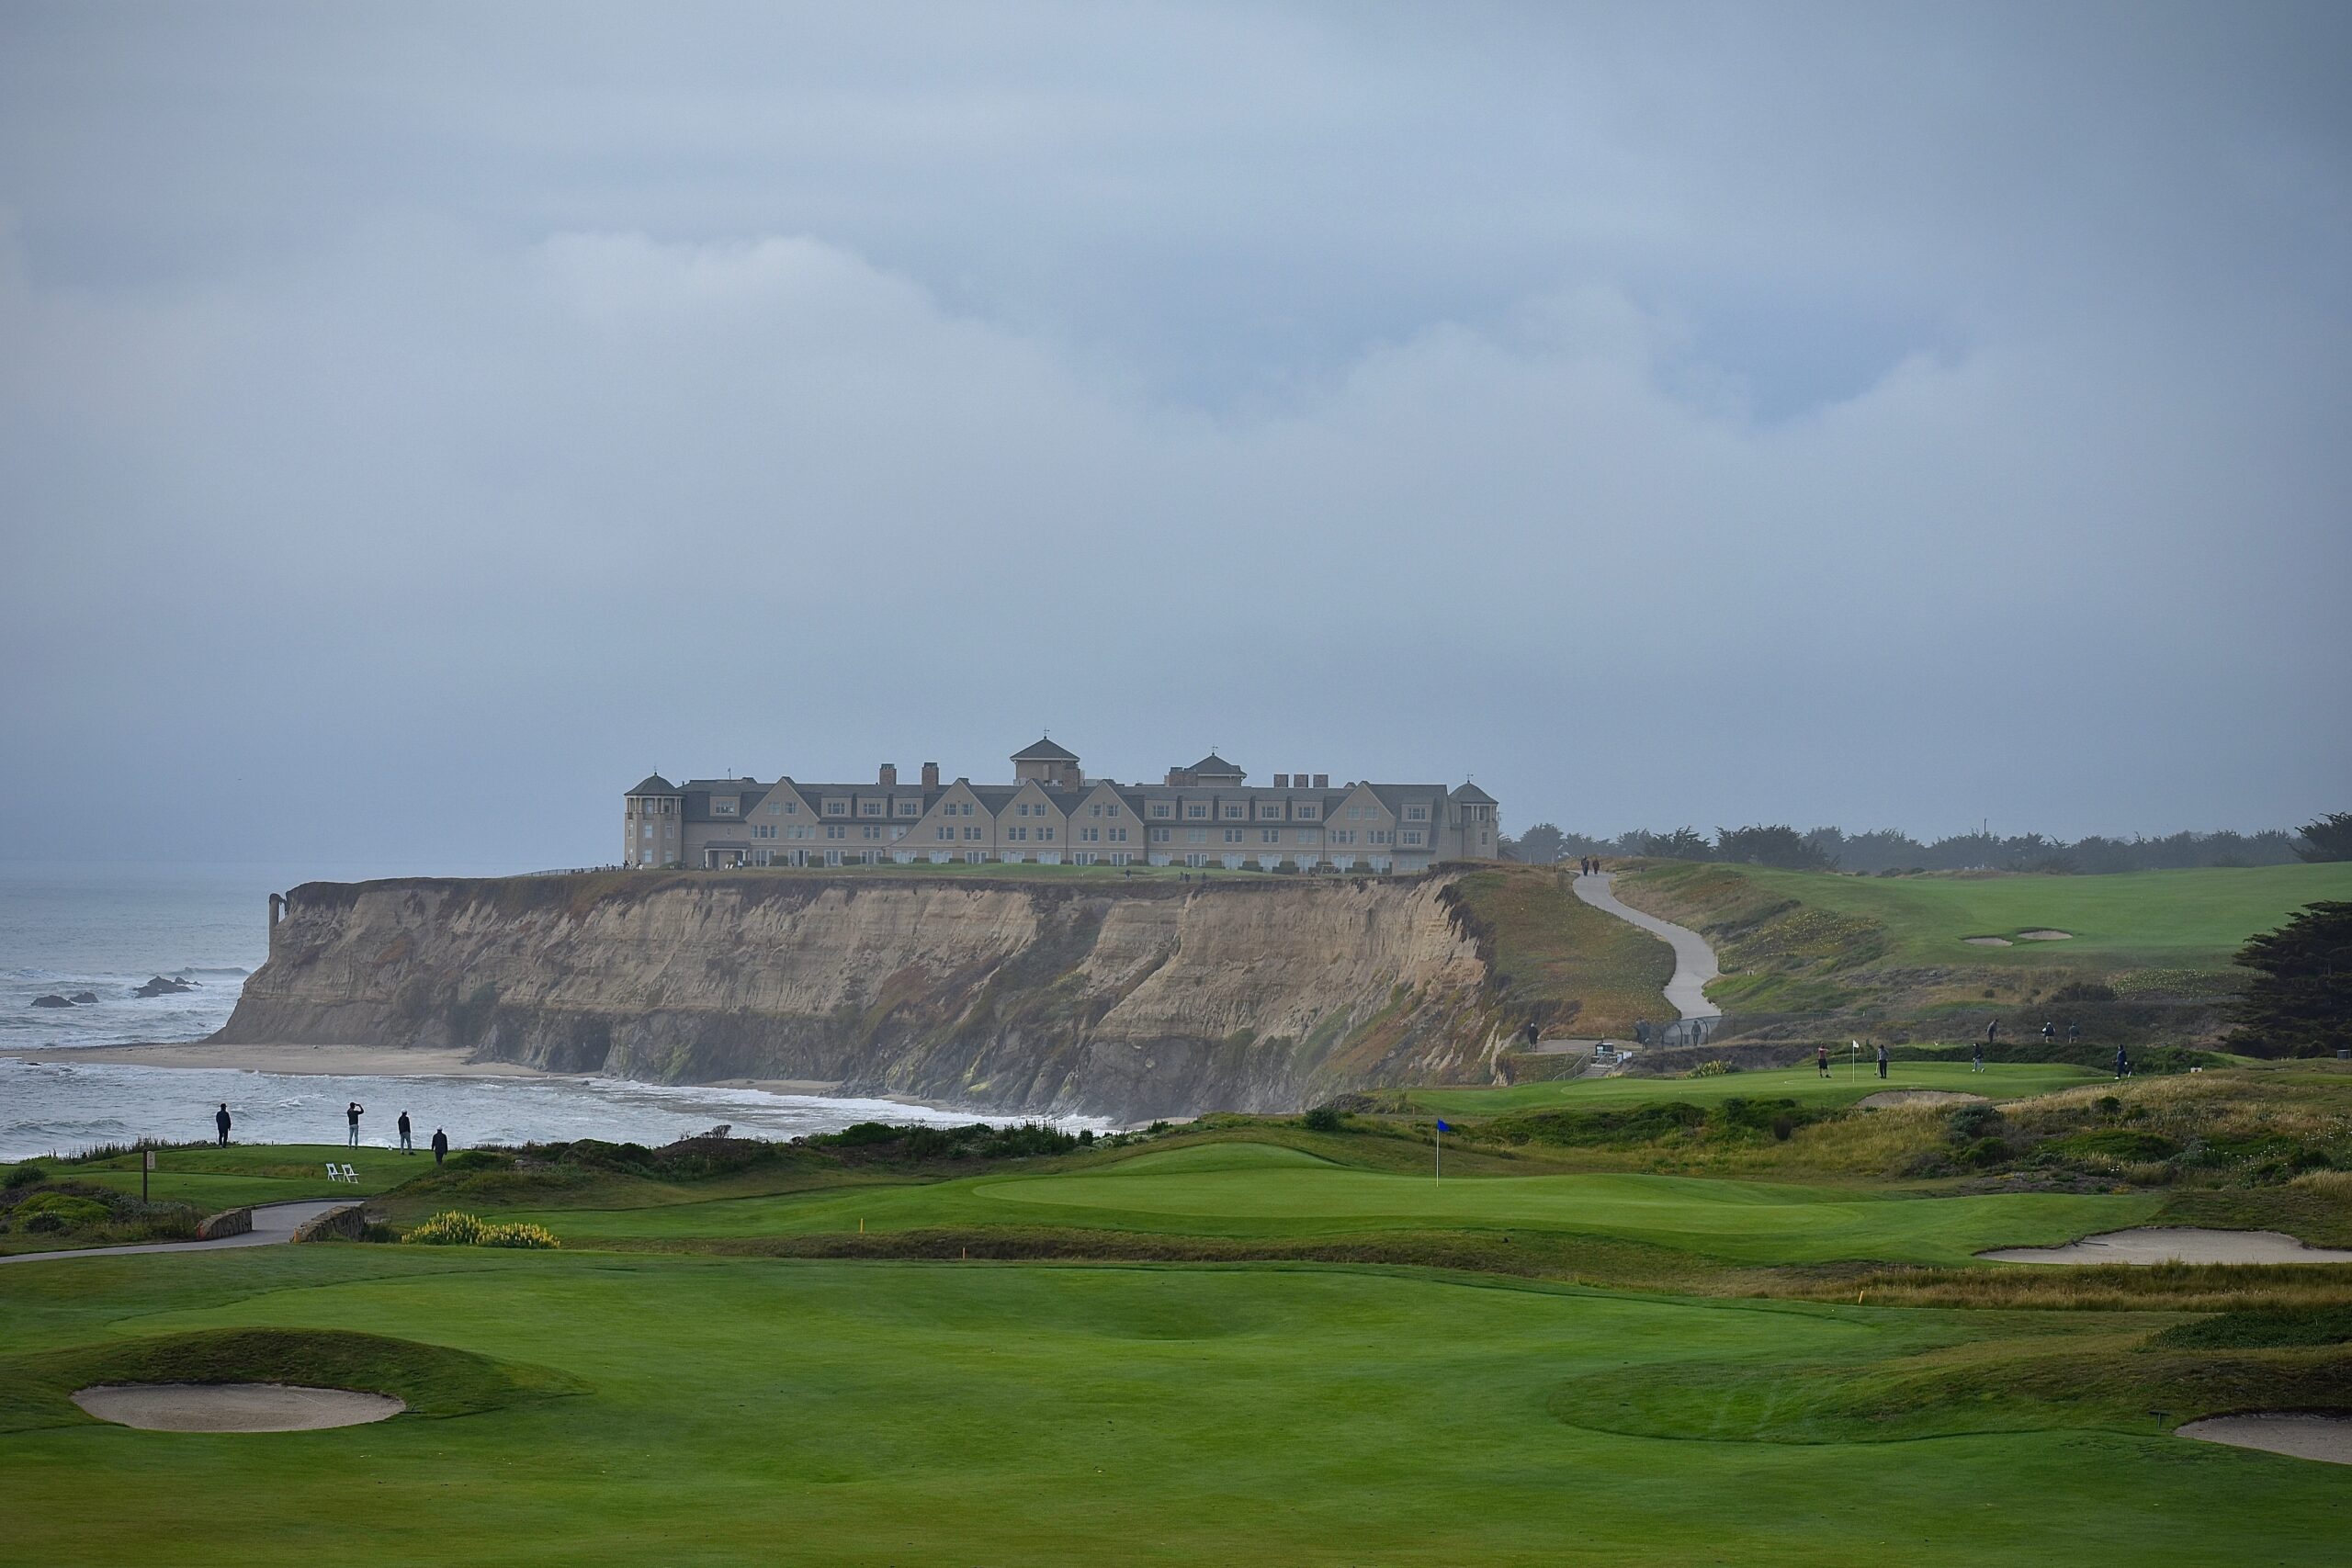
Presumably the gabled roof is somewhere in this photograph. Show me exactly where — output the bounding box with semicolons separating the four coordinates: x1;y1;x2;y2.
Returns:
1450;782;1497;805
1185;752;1244;778
628;773;681;796
1012;737;1079;761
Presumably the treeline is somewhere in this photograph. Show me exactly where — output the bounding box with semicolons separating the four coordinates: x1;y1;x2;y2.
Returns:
1505;816;2346;874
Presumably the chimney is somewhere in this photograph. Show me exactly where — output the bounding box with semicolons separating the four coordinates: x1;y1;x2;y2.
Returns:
878;763;898;787
922;761;940;789
1273;773;1289;788
1313;773;1329;789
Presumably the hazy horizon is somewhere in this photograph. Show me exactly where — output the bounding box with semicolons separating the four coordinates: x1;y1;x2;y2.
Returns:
4;3;2346;868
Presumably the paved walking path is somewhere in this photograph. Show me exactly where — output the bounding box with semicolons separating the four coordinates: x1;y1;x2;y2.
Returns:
0;1199;352;1267
1571;871;1722;1022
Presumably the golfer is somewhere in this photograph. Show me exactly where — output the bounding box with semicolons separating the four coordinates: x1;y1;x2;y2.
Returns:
397;1110;413;1154
214;1102;232;1146
2114;1045;2130;1079
1816;1044;1831;1078
1876;1042;1889;1080
431;1128;449;1165
1972;1041;1985;1074
345;1100;365;1146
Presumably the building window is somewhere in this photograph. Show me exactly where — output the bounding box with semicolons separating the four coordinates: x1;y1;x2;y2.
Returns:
1406;806;1427;822
826;800;848;816
1222;804;1243;819
1151;803;1171;818
712;799;737;816
1296;804;1318;820
964;826;981;841
1184;804;1208;819
1186;829;1207;844
1150;827;1170;843
826;824;846;840
860;799;885;817
938;826;954;840
1224;829;1243;844
863;825;883;840
1259;804;1282;819
641;825;653;840
1403;830;1423;846
1261;829;1280;844
898;799;920;817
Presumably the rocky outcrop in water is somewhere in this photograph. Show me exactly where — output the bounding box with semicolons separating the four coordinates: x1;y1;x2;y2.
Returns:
217;873;1517;1120
133;976;198;998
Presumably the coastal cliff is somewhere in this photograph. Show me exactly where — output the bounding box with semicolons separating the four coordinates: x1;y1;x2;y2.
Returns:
216;872;1532;1120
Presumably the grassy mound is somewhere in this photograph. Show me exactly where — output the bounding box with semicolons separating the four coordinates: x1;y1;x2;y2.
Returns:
0;1327;581;1434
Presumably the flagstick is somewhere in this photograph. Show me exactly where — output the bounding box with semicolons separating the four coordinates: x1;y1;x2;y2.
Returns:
1434;1122;1442;1183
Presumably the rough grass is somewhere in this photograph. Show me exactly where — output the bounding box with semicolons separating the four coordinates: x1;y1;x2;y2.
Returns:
1447;864;1674;1038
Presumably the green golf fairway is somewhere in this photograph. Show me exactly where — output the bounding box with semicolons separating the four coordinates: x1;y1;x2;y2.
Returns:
1696;863;2352;970
1;1247;2337;1567
496;1143;2158;1266
1411;1062;2102;1117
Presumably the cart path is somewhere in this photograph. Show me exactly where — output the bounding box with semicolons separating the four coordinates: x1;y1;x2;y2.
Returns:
1572;871;1723;1021
0;1199;353;1266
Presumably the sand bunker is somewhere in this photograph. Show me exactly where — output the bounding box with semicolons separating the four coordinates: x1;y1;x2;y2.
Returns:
73;1382;405;1432
2017;929;2074;941
1856;1089;1988;1109
1979;1227;2352;1265
1963;936;2012;947
2177;1415;2352;1465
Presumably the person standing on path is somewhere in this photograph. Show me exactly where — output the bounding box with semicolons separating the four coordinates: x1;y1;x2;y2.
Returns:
1875;1042;1889;1079
2041;1020;2056;1046
2069;1021;2081;1045
397;1111;413;1154
1816;1044;1830;1078
1985;1019;1999;1051
430;1128;449;1165
345;1101;365;1146
214;1102;232;1146
2114;1045;2130;1079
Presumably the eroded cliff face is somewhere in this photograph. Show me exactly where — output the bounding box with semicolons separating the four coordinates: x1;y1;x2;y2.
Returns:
217;873;1510;1119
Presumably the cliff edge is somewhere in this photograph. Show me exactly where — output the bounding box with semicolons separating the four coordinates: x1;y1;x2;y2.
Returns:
217;871;1532;1120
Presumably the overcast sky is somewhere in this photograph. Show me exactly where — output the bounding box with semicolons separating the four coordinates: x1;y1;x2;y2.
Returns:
2;2;2346;868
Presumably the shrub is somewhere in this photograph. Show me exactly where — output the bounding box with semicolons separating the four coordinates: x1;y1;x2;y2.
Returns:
442;1150;509;1173
14;1192;111;1230
1302;1104;1345;1134
1686;1060;1732;1078
1770;1115;1796;1143
403;1210;491;1246
1951;1136;2009;1170
401;1210;558;1248
2151;1304;2352;1350
480;1222;559;1249
5;1164;44;1190
1947;1104;2006;1142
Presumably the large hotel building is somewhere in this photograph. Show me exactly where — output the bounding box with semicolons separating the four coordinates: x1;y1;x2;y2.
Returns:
626;738;1498;874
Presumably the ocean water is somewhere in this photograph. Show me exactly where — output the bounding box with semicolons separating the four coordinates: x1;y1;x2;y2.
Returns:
0;863;1090;1161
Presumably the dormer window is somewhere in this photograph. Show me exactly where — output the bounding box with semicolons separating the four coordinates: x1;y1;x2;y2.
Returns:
825;799;849;816
712;798;738;817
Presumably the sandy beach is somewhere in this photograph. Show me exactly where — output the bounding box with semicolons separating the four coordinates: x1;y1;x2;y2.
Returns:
1;1042;571;1078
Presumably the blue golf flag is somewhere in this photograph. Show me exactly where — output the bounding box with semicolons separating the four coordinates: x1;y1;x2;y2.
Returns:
1435;1120;1453;1133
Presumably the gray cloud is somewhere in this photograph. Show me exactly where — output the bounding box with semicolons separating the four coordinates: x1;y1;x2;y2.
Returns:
1;2;2346;865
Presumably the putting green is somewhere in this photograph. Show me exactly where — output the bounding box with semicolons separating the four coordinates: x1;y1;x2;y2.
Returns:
1;1247;2338;1566
501;1142;2157;1266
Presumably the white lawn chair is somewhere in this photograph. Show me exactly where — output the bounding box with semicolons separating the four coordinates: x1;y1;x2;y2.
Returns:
324;1161;340;1181
338;1164;358;1183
